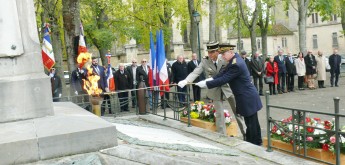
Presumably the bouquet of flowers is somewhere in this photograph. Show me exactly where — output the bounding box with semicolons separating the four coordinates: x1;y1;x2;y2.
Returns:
181;101;232;126
270;115;345;154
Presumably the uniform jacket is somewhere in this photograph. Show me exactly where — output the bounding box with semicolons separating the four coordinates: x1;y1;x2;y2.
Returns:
171;61;188;83
304;54;317;75
114;70;132;90
136;65;150;87
250;56;265;77
185;57;233;100
71;68;87;92
266;62;279;85
91;65;107;92
285;56;297;75
329;54;342;74
206;54;262;117
295;58;306;76
51;75;62;97
274;55;287;73
315;55;327;81
187;60;204;82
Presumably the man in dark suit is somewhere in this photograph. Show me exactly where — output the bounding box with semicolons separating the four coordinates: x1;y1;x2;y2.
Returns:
71;65;87;96
91;57;108;115
250;52;264;95
49;68;62;102
126;59;138;108
285;52;297;92
196;45;262;146
241;51;252;76
274;50;287;94
172;55;189;103
187;53;203;101
329;49;342;87
115;63;132;112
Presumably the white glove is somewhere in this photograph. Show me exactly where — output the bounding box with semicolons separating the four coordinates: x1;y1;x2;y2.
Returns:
75;91;78;95
105;87;110;92
59;93;62;98
178;80;188;88
205;77;213;81
196;80;208;88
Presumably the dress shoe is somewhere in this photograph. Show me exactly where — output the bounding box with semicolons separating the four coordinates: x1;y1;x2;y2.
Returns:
278;91;283;94
331;85;334;87
335;85;339;87
322;86;326;88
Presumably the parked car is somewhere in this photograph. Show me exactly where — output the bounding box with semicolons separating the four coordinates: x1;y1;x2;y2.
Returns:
324;56;331;72
64;71;70;84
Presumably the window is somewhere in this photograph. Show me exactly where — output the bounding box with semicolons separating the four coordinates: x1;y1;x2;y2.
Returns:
332;32;338;48
311;13;319;24
330;14;337;22
237;40;243;50
257;39;261;49
282;37;287;48
313;35;318;49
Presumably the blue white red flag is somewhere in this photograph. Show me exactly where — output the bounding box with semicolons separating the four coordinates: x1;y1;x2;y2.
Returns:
41;24;55;70
148;31;156;87
156;30;169;94
106;64;115;91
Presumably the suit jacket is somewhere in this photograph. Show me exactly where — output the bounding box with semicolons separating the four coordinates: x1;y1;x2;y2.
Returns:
329;54;342;74
51;75;62;97
185;57;233;100
114;70;132;90
206;54;262;117
285;56;297;75
274;55;287;73
304;54;317;75
71;68;87;92
91;65;107;92
187;60;204;82
126;65;138;87
136;65;150;87
250;56;265;77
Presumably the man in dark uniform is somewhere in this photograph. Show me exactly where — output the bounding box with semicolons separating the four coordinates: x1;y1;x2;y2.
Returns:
329;49;342;87
196;45;263;146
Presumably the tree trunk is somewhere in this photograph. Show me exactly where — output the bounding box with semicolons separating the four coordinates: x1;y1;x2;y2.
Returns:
188;0;198;54
99;48;108;66
258;3;270;60
62;0;80;82
249;29;257;56
163;3;172;60
209;0;216;42
261;29;268;59
341;1;345;33
297;0;308;54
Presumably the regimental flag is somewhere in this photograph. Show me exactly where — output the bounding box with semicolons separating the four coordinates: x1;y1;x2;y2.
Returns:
156;29;169;95
106;64;115;91
148;31;156;87
78;22;87;68
41;24;55;70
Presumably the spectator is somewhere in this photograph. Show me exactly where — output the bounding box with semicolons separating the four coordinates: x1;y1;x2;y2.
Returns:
136;58;152;109
250;52;265;95
172;55;189;103
274;50;287;94
266;56;279;95
295;52;306;90
304;50;317;89
187;53;203;101
285;52;297;92
91;57;108;115
315;51;327;88
240;51;251;75
49;68;62;102
329;49;341;87
114;63;132;112
71;65;87;95
126;59;138;108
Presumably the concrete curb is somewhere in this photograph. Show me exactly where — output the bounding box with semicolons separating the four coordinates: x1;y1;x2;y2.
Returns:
138;114;320;165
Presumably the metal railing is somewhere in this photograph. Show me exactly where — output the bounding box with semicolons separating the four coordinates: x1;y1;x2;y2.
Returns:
265;91;345;165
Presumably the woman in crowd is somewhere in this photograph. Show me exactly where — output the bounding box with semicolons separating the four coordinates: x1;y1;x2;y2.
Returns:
266;56;279;95
295;52;306;90
315;51;327;88
304;50;317;89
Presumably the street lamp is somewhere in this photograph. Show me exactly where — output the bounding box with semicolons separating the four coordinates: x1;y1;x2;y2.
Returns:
193;11;201;60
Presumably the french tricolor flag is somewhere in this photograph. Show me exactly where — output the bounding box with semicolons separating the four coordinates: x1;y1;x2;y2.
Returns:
156;30;169;94
41;24;55;70
78;22;87;68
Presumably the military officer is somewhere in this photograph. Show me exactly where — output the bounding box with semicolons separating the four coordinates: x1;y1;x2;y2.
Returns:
196;44;263;146
178;41;246;138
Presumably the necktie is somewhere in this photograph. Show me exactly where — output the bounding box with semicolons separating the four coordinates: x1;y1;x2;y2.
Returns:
214;62;217;69
144;66;147;74
290;57;292;63
194;60;198;66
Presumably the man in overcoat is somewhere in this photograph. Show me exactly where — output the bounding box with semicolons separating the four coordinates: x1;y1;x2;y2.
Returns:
285;52;297;92
329;49;342;87
196;45;262;146
250;52;265;95
274;50;287;93
178;41;246;139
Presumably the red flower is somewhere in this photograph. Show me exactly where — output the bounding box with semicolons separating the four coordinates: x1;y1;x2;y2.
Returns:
324;121;332;130
314;117;321;122
306;117;311;123
322;143;329;151
290;139;294;144
306;127;314;133
271;125;277;133
287;116;293;122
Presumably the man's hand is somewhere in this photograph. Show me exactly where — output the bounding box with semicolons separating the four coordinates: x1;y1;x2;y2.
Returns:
75;91;78;95
59;93;62;98
105;87;110;92
205;77;213;81
178;80;188;88
196;80;207;88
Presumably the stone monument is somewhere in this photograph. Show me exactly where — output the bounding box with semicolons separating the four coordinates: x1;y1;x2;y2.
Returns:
0;1;117;164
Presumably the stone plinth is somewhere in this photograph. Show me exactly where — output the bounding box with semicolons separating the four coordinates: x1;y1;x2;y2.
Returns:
0;102;117;165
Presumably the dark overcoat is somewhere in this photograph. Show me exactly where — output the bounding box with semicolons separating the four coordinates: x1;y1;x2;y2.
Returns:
304;54;317;75
274;55;287;73
206;54;262;117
